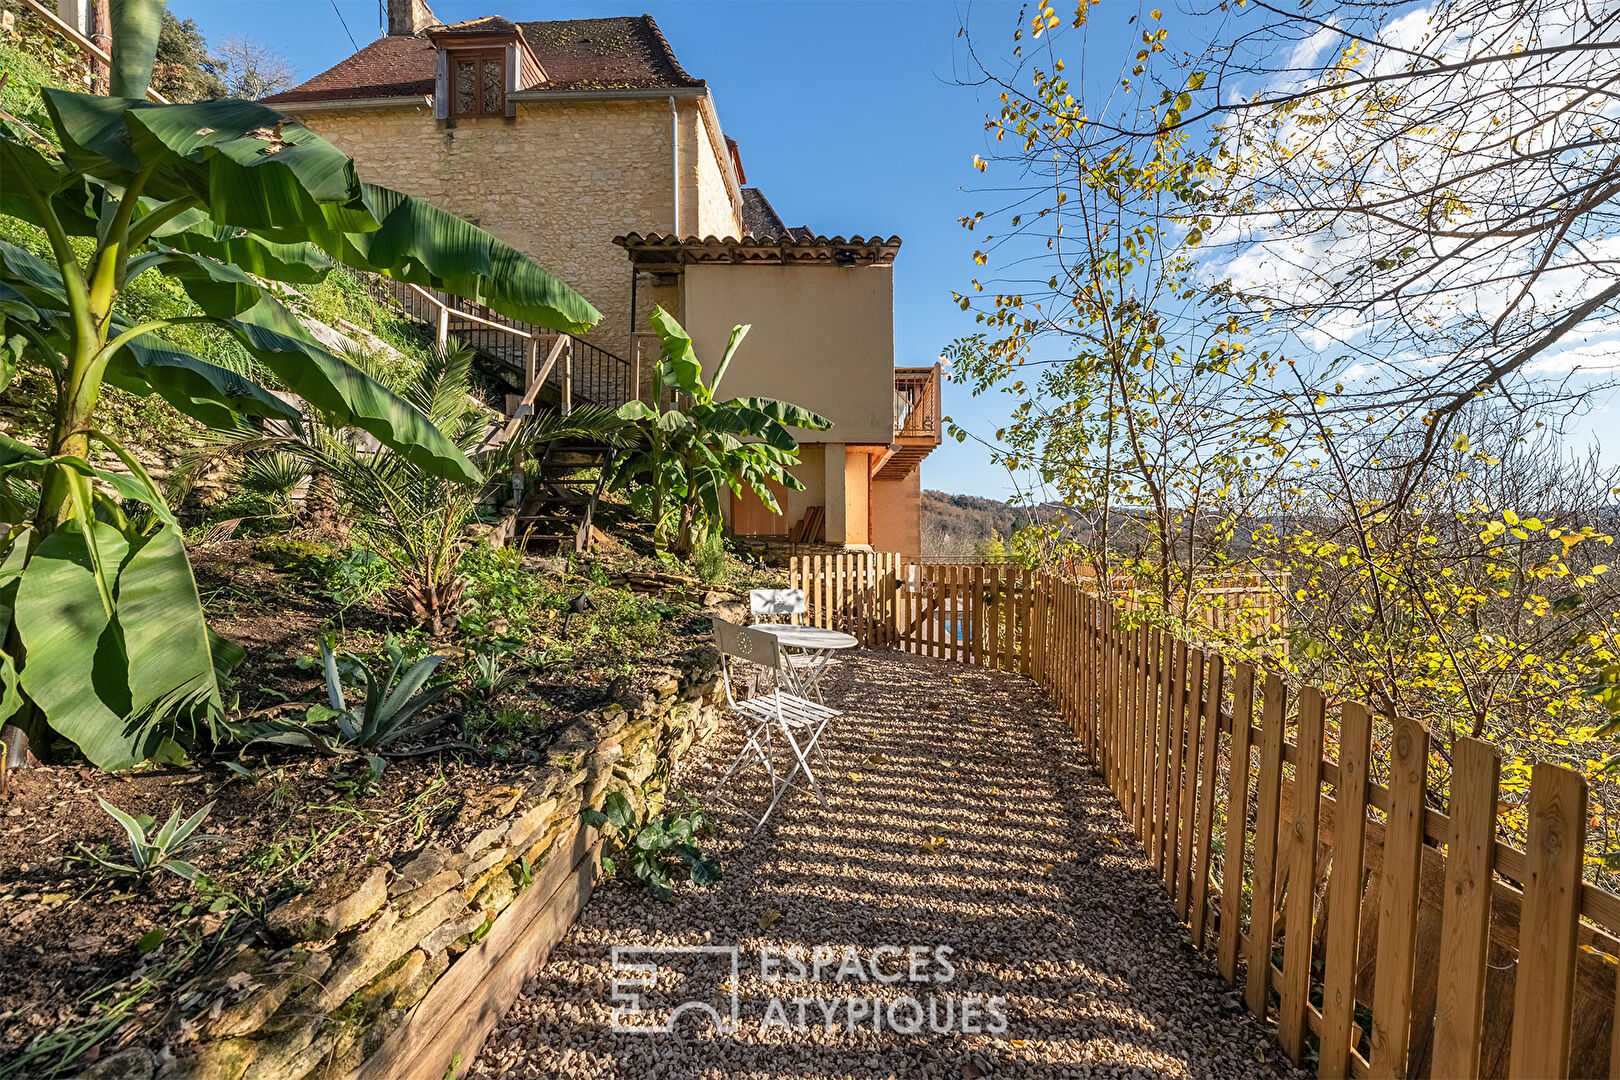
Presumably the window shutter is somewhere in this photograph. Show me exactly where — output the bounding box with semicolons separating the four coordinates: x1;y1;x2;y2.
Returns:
433;49;448;119
505;43;518;117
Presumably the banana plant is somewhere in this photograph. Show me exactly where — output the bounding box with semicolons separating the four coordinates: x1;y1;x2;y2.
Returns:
611;306;831;557
0;0;600;770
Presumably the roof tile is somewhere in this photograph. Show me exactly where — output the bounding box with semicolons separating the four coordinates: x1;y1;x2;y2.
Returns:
265;13;704;104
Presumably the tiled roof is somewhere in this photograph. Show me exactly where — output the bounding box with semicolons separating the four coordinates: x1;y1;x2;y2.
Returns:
435;15;518;34
265;14;704;105
615;232;903;266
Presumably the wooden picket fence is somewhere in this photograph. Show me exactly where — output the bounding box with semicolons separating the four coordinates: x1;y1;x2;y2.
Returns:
785;553;1620;1078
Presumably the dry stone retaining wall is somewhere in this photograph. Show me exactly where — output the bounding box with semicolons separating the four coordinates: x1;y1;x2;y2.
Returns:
96;647;723;1080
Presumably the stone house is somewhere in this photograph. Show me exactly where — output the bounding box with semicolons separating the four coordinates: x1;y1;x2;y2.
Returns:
266;2;940;558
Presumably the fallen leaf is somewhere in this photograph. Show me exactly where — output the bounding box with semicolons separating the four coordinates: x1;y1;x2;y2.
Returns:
866;753;886;765
1038;862;1057;875
758;908;782;930
918;836;946;853
847;771;863;782
923;823;952;837
39;892;69;905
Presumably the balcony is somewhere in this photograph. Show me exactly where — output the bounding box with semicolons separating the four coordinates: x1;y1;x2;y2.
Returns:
875;363;943;480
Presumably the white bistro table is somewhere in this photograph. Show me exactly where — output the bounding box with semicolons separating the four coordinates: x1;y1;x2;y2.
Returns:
753;624;857;702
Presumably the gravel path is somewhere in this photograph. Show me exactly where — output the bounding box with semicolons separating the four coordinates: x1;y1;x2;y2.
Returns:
477;650;1304;1080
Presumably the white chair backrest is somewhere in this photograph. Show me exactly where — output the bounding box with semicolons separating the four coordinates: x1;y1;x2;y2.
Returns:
712;618;782;671
749;588;805;622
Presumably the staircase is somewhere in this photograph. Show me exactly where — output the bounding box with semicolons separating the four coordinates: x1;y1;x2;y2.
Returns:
363;277;635;552
510;443;618;553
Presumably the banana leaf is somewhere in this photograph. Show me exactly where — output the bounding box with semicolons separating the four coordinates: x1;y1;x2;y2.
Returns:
157;214;334;285
220;298;480;484
107;0;164;101
310;183;600;334
118;525;227;722
43;90;363;223
108;333;302;429
13;521;147;769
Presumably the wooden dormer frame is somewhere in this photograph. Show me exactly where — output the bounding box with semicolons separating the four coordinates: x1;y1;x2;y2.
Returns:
430;28;546;121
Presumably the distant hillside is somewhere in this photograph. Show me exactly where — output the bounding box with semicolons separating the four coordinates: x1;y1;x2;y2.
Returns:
921;490;1062;555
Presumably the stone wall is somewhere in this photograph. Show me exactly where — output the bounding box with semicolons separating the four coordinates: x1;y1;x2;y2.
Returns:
288;96;738;362
103;648;724;1080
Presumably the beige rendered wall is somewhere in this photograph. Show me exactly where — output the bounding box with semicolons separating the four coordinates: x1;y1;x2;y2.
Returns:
679;264;896;445
870;468;922;559
843;448;871;545
285;99;676;361
722;443;825;538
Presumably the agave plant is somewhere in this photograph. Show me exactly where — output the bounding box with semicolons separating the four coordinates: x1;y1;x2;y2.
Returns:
610;307;831;557
242;639;459;777
0;0;599;770
78;796;224;883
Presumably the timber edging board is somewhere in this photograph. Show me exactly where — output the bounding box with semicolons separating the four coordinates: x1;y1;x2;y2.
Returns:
353;821;602;1080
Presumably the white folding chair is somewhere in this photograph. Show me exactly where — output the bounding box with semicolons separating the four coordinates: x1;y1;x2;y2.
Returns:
749;588;805;624
710;619;842;833
749;588;838;703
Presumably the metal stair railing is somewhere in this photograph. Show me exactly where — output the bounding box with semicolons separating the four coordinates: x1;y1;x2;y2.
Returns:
362;276;638;412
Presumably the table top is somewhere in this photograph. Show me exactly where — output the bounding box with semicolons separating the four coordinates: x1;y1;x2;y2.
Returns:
751;623;859;650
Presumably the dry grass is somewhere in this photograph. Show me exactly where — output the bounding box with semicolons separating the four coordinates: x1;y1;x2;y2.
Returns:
478;650;1304;1079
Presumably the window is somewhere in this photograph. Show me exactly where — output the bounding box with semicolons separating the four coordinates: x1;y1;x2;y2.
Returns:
450;49;505;118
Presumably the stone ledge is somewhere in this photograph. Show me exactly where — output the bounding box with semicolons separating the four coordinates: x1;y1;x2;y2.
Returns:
134;646;723;1080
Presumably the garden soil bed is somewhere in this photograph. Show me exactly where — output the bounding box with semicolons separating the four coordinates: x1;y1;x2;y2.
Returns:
0;534;754;1078
0;754;532;1072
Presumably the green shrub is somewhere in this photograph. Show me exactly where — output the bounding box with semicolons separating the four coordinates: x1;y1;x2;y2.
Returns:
692;528;726;585
585;790;720;902
459;545;545;638
255;536;339;571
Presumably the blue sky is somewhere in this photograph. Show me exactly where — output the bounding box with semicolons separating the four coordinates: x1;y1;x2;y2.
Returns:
169;0;1074;499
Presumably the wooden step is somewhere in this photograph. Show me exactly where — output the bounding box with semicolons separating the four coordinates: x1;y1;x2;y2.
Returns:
544;451;608;467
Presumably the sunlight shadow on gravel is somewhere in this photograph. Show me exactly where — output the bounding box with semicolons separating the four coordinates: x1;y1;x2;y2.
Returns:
475;650;1305;1080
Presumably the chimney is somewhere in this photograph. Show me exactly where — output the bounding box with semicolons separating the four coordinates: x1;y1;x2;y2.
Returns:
387;0;437;36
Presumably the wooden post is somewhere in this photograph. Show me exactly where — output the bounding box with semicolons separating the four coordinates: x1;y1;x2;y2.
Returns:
1318;701;1373;1080
1020;568;1034;676
436;303;450;351
1217;662;1257;983
561;338;574;415
1508;763;1587;1080
524;336;539;393
1278;685;1326;1062
1163;642;1188;894
1369;716;1431;1077
1151;632;1172;874
1176;648;1205;921
1245;673;1288;1019
1190;652;1224;949
1431;737;1501;1080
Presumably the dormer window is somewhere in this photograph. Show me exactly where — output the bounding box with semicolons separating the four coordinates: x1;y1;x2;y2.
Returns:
452;50;505;117
429;18;544;123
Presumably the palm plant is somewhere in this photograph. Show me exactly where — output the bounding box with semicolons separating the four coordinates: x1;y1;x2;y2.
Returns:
179;343;630;634
0;1;599;769
612;306;832;557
